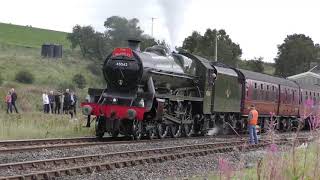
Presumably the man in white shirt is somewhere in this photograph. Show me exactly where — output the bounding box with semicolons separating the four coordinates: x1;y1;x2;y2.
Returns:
42;91;50;113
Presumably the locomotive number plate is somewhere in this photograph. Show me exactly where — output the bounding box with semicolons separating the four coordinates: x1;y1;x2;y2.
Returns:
116;62;128;67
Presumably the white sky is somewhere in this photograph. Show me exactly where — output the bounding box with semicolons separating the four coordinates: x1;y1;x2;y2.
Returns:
0;0;319;62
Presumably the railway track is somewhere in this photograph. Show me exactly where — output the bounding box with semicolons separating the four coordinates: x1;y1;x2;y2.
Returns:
0;130;315;153
0;133;254;154
0;135;312;180
0;137;128;153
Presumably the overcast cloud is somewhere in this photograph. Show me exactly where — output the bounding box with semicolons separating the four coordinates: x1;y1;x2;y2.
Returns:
0;0;319;62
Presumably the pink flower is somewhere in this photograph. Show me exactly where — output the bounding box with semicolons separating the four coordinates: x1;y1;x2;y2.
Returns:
268;144;278;153
218;158;232;174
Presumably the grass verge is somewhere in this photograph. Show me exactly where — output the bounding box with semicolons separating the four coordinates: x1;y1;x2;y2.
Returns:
0;112;94;140
192;139;320;180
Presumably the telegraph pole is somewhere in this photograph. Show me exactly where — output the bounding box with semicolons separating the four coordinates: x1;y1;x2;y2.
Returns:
151;17;156;37
215;31;218;62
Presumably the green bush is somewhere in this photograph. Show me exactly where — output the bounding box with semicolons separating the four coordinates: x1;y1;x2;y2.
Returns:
87;63;101;76
15;70;34;84
0;73;3;85
58;81;75;92
72;74;86;89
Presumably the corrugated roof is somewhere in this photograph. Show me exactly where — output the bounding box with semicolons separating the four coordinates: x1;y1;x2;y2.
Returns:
287;71;320;80
299;84;320;92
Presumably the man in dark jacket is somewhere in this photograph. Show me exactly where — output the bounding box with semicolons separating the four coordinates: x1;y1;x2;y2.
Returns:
10;88;19;113
54;92;61;114
48;91;55;114
63;89;73;118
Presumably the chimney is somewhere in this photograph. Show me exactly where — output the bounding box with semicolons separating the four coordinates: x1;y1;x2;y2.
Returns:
128;39;141;51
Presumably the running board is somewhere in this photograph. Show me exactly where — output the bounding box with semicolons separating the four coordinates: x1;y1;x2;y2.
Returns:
164;114;181;124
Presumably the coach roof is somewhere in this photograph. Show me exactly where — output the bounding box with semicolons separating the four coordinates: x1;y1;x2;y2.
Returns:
239;69;298;88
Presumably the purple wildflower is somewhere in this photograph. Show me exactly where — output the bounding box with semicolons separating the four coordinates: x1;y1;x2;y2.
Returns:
268;143;278;153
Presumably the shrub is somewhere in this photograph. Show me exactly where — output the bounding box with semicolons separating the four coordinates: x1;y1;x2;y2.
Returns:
87;63;101;76
0;73;3;85
57;81;75;92
72;74;86;89
15;70;34;84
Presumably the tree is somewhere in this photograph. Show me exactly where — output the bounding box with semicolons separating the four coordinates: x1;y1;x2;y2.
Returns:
182;29;242;67
140;35;157;51
72;74;87;89
104;16;144;48
239;57;265;73
275;34;318;77
67;25;110;60
182;31;202;54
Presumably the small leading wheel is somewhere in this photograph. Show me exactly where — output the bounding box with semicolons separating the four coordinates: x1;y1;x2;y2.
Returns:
184;123;194;137
170;124;182;138
95;116;105;138
132;120;143;140
157;123;169;139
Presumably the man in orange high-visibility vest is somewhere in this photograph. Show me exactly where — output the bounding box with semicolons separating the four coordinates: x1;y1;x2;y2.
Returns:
248;104;259;144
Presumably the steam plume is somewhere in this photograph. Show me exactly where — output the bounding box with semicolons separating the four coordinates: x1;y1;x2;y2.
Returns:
157;0;191;49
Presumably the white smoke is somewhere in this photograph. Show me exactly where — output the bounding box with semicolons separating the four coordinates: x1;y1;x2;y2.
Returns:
157;0;191;49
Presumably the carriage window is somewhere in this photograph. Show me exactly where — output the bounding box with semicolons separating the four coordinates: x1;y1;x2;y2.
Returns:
310;92;312;96
305;93;308;100
318;93;320;97
267;85;269;90
292;90;295;102
261;84;263;90
254;83;257;89
314;92;316;96
245;82;249;97
272;86;275;91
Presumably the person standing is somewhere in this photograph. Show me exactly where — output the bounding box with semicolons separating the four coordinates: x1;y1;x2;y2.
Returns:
71;91;77;115
248;105;259;144
10;88;19;113
48;91;55;114
42;91;49;113
85;94;91;127
63;89;73;118
54;92;61;114
5;91;12;113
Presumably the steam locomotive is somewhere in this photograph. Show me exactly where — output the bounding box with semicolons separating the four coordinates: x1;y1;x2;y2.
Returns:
82;40;320;139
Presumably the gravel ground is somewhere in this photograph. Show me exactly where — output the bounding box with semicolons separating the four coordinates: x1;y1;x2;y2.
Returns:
0;134;295;178
60;149;268;180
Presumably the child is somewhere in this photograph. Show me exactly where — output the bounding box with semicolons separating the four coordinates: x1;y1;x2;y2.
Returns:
5;91;12;113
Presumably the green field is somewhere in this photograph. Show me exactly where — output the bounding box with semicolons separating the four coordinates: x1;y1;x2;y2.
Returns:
0;22;71;48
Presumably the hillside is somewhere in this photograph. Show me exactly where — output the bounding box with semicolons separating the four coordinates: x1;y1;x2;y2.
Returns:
0;22;70;48
0;23;104;112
